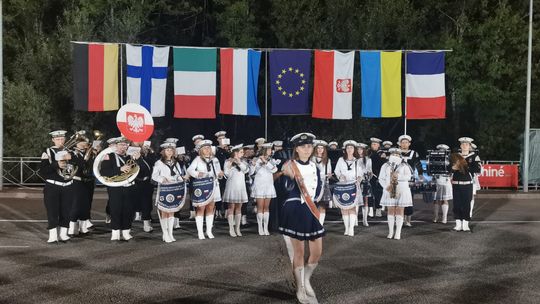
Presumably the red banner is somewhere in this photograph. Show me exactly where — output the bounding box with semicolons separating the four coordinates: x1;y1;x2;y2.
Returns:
478;164;519;188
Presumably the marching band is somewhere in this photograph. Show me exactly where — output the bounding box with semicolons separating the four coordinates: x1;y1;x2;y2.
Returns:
39;128;484;303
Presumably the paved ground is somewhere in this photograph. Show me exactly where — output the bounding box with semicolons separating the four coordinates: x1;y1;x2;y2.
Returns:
0;192;539;304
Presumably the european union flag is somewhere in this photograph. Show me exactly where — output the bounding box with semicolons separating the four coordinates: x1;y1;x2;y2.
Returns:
269;50;311;115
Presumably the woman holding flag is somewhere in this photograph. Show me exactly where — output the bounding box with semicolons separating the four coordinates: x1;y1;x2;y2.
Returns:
278;132;325;304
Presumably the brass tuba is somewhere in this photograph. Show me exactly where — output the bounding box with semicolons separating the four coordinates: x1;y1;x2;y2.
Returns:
93;147;140;187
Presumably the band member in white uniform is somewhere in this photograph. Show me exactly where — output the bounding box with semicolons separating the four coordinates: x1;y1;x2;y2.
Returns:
379;148;413;240
278;132;324;304
187;140;224;240
152;141;189;243
223;144;249;237
459;137;482;218
433;144;452;224
311;140;333;225
357;143;372;226
399;135;424;227
334;140;363;236
250;143;278;235
188;134;205;220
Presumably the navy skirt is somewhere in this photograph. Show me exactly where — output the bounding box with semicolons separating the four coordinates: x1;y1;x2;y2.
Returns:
278;199;325;241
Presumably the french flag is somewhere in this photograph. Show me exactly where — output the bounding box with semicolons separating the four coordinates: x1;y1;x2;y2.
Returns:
219;48;261;116
405;52;446;119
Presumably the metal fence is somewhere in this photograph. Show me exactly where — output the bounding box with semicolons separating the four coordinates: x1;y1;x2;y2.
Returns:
1;157;539;190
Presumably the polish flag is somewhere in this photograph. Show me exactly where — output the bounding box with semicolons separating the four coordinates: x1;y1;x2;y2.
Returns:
406;52;446;119
312;50;355;120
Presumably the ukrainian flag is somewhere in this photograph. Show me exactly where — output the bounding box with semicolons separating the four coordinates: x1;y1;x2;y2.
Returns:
360;51;402;118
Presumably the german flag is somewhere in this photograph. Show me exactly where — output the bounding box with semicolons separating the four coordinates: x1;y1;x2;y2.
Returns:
73;42;119;111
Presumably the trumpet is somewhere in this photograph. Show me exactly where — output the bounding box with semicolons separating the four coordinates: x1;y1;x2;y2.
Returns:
84;130;104;161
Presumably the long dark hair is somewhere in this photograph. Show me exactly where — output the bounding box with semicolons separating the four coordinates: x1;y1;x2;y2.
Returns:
343;145;360;160
312;145;328;165
450;153;468;174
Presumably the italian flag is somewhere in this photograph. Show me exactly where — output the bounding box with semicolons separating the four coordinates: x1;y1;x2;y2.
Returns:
173;47;217;118
312;50;355;120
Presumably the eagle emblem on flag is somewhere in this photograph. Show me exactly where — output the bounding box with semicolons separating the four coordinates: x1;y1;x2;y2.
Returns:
127;112;144;133
336;79;352;93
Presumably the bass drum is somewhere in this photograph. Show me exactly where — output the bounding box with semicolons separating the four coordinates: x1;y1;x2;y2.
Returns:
332;180;361;210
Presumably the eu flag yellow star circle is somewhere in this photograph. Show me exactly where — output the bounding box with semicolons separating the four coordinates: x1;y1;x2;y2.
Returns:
275;66;306;99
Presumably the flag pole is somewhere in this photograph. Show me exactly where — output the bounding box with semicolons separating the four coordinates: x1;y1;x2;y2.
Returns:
524;0;533;192
265;50;268;139
0;0;3;191
404;50;408;135
120;43;124;106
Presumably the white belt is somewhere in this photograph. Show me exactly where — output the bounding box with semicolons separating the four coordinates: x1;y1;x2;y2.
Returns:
72;176;82;181
46;179;73;187
123;182;135;187
452;181;473;185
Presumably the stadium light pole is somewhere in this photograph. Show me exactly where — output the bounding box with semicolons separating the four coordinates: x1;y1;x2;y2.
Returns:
524;0;533;192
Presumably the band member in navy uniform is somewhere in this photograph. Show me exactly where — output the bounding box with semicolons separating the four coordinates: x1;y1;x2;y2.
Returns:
357;143;372;226
187;139;224;240
133;140;157;233
327;141;340;173
382;141;393;151
40;130;74;243
311;140;333;225
279;132;324;304
433;144;452;224
399;135;423;227
450;153;474;232
379;148;413;240
223;144;249;237
459;137;482;219
104;137;118;224
215;131;230;219
250;143;278;236
334;140;363;236
152;141;189;243
100;137;140;241
368;137;385;218
68;133;93;236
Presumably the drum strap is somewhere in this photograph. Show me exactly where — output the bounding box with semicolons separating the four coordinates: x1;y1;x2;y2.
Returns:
290;161;320;220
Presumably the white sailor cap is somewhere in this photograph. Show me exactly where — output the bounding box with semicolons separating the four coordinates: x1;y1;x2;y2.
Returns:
342;140;358;149
471;143;478;149
314;140;328;147
244;144;255;149
160;142;176;149
382;141;393;147
107;137;119;145
328;141;338;147
192;134;205;142
458;137;474;143
388;147;401;155
49;130;67;138
255;137;266;144
436;144;450;151
165;138;179;144
231;144;244;152
214;130;227;138
272;140;283;147
54;150;69;161
291;133;316;147
262;143;274;149
370;137;382;143
116;136;129;144
357;143;368;149
197;139;213;148
398;135;412;142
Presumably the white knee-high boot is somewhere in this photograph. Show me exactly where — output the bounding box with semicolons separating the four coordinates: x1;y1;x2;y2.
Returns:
348;213;356;236
167;217;176;241
47;228;58;243
257;213;264;235
454;219;462;231
160;217;172;243
304;263;318;299
342;214;349;235
294;266;309;304
227;214;237;237
362;206;369;226
433;203;440;223
263;212;270;235
354;206;359;226
387;215;395;239
394;215;404;240
234;214;242;236
195;216;205;239
205;215;215;239
319;212;326;226
441;204;449;224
